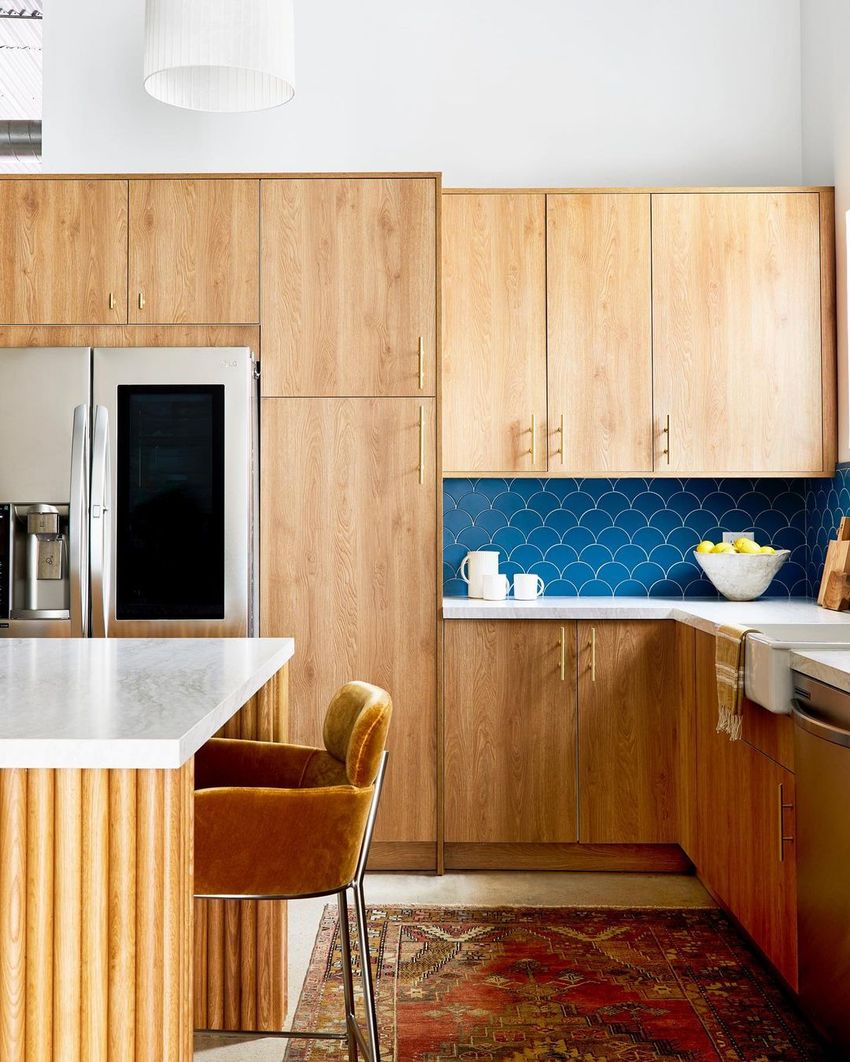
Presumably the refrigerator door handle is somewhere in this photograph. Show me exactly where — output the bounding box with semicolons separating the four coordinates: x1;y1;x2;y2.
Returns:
69;404;90;637
90;405;110;638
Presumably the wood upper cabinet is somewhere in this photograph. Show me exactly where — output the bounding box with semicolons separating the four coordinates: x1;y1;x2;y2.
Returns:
694;630;798;988
652;192;826;474
260;397;437;850
0;179;128;324
129;179;259;323
442;193;547;473
444;620;577;843
577;621;680;843
260;178;436;397
547;193;653;473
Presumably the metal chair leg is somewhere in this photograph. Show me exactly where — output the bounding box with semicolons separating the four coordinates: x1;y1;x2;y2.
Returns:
353;879;381;1062
337;890;359;1062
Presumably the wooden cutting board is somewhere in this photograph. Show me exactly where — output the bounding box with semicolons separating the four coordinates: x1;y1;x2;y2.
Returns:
818;517;850;609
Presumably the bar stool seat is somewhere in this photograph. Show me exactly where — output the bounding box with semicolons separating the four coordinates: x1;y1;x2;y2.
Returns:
194;680;392;1061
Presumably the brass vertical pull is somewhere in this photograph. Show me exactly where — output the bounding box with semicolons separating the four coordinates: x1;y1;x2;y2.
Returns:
591;627;597;683
558;413;564;465
418;406;425;485
108;292;115;310
559;626;566;682
138;291;145;310
662;413;670;466
418;337;425;390
528;414;537;465
777;782;794;862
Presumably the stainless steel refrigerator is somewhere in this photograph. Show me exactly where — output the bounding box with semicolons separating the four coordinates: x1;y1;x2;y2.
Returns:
0;346;258;638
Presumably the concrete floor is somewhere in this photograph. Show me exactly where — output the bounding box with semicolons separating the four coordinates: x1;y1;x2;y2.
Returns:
194;870;713;1060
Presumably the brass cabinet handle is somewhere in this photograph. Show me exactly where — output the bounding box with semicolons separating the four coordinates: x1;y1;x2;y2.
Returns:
591;626;597;683
557;413;564;465
108;292;115;310
662;413;670;466
418;406;425;485
528;413;537;464
418;337;425;390
777;782;794;863
138;291;146;310
559;626;566;682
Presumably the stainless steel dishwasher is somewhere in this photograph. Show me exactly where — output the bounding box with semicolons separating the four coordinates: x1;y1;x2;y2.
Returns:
792;672;850;1049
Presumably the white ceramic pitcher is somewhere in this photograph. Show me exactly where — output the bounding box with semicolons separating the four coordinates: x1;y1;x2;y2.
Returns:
460;550;500;599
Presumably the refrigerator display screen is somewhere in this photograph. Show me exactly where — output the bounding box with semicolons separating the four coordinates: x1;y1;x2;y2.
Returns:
116;385;225;620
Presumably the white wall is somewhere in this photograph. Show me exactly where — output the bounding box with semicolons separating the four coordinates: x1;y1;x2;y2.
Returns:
801;0;850;463
43;0;804;186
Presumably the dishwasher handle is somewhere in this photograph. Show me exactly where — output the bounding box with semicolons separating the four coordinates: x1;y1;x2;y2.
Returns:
793;701;850;748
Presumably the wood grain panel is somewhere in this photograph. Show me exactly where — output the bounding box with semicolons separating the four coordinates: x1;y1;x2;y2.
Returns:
547;193;652;473
0;179;128;324
742;695;795;771
675;625;699;863
0;770;26;1062
0;324;260;350
444;621;577;843
442;193;547;472
261;398;437;845
261;177;436;396
578;622;680;843
0;762;194;1061
819;189;837;471
129;179;259;324
652;192;824;473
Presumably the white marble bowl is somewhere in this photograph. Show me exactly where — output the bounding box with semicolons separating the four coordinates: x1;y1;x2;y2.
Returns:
693;549;791;601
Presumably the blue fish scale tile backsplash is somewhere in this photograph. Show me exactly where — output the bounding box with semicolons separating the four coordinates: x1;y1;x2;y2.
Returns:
807;465;850;591
444;477;810;598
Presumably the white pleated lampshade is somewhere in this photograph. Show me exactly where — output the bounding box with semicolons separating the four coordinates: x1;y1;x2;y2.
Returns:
144;0;295;113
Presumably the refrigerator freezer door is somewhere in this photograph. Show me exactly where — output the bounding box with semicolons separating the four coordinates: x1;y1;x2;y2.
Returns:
92;347;256;637
0;347;92;502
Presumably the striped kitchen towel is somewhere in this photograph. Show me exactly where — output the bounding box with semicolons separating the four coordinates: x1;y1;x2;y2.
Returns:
715;624;757;742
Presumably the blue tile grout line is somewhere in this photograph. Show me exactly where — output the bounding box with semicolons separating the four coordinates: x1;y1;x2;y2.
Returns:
443;475;828;600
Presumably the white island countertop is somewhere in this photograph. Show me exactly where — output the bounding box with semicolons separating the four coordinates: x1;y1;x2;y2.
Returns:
789;650;850;695
443;596;850;636
0;637;294;769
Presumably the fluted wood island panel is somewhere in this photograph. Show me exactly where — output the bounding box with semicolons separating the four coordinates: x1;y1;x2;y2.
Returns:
0;637;293;1061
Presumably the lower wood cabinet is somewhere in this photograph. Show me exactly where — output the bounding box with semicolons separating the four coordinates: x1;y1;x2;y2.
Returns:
577;621;682;843
261;398;438;865
694;630;798;988
444;621;577;843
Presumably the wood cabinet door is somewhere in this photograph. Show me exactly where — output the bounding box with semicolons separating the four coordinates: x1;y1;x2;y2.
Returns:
442;193;547;473
652;192;823;473
547;193;652;473
129;179;259;323
0;179;128;324
577;621;679;843
694;631;797;987
260;398;437;845
260;178;436;397
444;621;577;843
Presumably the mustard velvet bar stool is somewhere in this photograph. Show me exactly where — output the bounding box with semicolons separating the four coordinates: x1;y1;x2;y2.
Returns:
193;681;392;1062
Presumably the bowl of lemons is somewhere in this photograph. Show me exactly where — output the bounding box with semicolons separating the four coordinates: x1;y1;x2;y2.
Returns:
693;537;790;601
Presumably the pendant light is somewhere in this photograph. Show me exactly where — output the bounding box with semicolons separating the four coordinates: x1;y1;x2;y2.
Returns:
144;0;295;113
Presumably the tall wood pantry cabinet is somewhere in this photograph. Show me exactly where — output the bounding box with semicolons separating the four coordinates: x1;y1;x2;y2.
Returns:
259;175;441;869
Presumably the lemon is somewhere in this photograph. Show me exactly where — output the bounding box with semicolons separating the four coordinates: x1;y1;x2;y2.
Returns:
712;543;735;554
758;545;777;554
735;539;762;554
695;540;715;554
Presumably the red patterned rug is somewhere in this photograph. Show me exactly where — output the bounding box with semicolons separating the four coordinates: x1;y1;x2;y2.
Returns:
286;905;830;1061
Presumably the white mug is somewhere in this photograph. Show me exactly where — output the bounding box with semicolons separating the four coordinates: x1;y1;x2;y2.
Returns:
460;550;500;599
482;573;511;600
514;573;545;600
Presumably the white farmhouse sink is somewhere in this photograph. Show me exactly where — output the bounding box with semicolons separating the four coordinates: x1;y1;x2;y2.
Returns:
745;624;850;714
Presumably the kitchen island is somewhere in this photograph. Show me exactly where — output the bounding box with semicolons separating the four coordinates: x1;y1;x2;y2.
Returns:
0;637;294;1062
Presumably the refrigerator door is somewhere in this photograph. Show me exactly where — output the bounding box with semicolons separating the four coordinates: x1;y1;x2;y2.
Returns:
92;347;256;637
0;348;92;637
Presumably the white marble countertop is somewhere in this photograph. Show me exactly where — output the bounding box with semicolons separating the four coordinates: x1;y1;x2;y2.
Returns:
790;650;850;695
442;596;850;636
0;638;294;769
